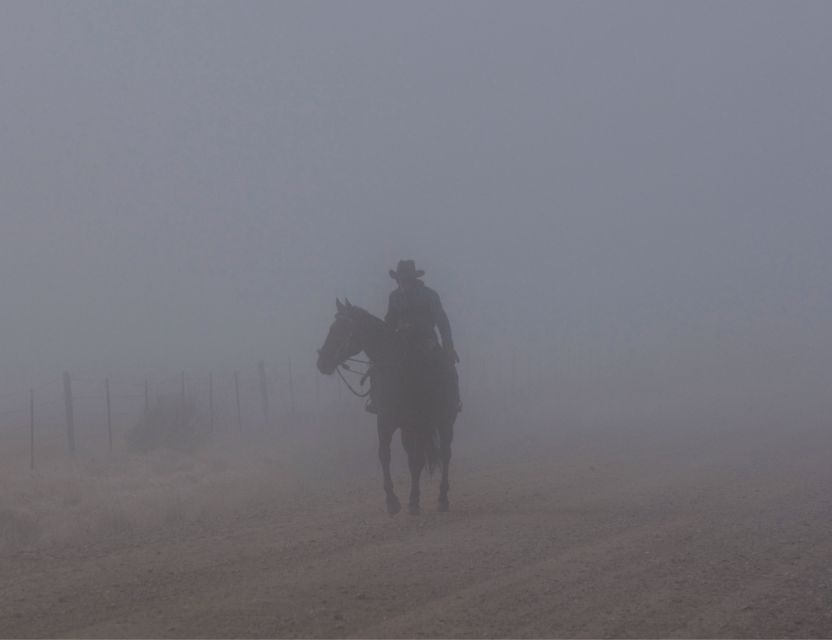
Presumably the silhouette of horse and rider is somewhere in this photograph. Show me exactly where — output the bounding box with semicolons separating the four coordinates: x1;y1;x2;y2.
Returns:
316;260;460;514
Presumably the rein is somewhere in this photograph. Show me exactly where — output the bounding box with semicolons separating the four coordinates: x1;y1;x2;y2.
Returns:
336;365;372;398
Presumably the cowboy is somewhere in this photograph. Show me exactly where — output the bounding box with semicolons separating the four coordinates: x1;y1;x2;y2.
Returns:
385;260;458;361
366;260;460;414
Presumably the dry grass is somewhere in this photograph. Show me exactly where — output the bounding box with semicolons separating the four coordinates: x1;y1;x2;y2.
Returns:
0;405;376;555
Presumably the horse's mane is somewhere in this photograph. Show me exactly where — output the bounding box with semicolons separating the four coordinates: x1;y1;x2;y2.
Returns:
349;305;388;331
344;305;397;364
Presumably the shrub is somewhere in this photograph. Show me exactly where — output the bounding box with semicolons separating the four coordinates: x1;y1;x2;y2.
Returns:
126;394;204;453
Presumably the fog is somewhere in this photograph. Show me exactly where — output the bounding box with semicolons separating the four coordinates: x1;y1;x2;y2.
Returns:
4;4;832;635
2;1;831;425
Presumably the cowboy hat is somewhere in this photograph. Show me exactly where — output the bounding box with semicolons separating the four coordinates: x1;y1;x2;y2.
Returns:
389;259;425;281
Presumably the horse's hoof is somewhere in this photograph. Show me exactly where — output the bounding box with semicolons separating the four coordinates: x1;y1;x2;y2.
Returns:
386;498;401;516
437;499;450;512
408;504;421;516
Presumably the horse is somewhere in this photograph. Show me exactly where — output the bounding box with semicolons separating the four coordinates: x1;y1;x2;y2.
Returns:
316;298;458;515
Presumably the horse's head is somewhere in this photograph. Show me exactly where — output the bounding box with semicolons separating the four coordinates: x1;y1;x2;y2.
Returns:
316;298;364;375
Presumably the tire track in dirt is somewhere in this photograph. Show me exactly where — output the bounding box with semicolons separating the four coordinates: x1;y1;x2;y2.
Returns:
352;428;832;638
1;421;831;638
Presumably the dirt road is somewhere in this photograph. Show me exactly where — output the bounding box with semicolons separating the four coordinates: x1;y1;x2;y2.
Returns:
1;418;831;638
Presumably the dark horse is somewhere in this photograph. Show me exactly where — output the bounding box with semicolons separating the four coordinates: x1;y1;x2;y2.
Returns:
317;298;458;515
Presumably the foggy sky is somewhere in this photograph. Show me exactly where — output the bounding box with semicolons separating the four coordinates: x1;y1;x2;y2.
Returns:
2;1;830;414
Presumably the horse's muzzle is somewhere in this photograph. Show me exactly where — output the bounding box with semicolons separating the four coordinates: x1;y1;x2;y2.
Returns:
316;352;337;376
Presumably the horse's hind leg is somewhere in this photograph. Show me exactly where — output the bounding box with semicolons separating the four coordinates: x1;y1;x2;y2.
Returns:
401;427;424;515
378;417;400;515
438;417;455;511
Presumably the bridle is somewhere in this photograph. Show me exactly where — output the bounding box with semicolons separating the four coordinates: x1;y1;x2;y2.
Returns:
324;308;396;399
325;313;374;398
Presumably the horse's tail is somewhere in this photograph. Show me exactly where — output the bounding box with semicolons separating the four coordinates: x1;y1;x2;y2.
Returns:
425;423;441;476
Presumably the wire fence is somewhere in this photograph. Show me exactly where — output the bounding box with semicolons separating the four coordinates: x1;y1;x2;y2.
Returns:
0;346;539;473
0;358;365;472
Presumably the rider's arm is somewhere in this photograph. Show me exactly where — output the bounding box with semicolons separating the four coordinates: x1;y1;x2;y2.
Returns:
430;289;454;350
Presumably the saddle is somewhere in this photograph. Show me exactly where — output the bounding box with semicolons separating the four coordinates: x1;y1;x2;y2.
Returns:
366;330;459;416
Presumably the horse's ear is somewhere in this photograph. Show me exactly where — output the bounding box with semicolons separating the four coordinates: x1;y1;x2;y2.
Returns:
336;298;344;312
345;297;353;309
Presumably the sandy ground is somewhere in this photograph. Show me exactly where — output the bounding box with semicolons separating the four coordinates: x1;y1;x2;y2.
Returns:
1;410;831;638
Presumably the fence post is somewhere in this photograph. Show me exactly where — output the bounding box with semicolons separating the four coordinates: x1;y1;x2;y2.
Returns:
288;359;295;416
181;371;186;403
234;370;242;431
511;351;517;395
208;372;214;432
63;371;76;457
258;360;269;428
105;377;113;453
29;388;34;471
144;377;150;414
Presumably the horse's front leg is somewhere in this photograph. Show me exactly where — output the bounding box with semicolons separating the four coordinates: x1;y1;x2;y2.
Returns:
378;416;400;515
401;427;424;515
438;416;455;511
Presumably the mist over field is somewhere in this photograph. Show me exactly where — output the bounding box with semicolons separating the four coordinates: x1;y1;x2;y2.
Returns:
1;2;831;638
1;0;829;412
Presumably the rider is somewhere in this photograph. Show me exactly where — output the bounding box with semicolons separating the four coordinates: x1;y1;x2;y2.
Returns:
367;259;460;414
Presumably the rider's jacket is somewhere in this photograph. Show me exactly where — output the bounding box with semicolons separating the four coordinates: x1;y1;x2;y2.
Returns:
385;280;453;350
